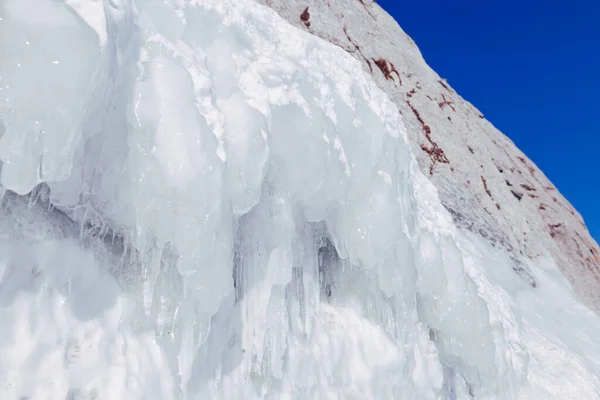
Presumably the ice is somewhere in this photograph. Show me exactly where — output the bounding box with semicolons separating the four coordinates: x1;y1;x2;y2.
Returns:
1;0;600;399
0;0;101;194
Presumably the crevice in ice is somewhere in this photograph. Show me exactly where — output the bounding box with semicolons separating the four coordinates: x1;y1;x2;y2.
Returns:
318;237;338;300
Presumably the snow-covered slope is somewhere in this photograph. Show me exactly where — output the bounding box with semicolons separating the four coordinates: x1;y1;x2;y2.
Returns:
0;0;599;399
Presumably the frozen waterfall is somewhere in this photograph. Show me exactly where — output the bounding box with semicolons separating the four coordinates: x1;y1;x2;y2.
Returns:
1;0;600;399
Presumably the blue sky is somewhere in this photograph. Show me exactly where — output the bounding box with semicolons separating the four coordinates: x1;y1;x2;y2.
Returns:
377;0;599;242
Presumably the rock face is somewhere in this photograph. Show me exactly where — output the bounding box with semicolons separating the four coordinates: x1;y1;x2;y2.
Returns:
260;0;600;311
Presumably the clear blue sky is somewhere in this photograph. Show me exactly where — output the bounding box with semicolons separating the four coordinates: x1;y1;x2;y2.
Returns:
377;0;599;242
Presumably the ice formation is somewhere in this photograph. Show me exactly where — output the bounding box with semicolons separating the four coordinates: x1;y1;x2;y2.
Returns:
1;0;600;399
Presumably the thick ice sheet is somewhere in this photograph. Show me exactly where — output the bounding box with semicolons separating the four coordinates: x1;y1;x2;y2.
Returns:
1;0;600;399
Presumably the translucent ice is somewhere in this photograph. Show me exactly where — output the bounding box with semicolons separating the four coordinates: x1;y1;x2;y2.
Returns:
0;0;101;194
1;0;600;399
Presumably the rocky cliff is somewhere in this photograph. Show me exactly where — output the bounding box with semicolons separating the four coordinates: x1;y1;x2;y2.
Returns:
260;0;600;311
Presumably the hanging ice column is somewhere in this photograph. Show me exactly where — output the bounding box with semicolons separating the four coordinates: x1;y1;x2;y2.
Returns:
0;0;524;398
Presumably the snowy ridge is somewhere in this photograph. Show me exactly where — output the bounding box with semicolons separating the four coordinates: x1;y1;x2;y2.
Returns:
0;0;599;399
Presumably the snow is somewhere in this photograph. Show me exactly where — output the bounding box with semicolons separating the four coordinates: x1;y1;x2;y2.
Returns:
0;0;599;399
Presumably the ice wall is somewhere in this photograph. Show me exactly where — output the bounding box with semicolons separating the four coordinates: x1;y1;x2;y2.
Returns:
1;0;600;399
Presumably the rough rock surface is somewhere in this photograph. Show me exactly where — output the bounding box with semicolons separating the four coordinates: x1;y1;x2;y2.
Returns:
259;0;600;311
